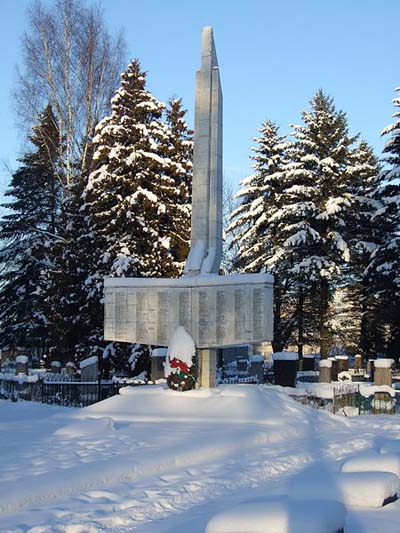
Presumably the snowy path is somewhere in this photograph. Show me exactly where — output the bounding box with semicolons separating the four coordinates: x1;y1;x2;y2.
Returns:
0;385;399;532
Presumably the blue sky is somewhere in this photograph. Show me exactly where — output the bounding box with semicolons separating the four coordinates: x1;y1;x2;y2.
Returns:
0;0;399;193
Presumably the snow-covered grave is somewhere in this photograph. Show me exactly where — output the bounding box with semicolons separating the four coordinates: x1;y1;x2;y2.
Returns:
341;451;400;477
381;440;400;454
79;355;99;381
15;354;29;375
205;500;346;533
1;384;400;531
289;470;398;508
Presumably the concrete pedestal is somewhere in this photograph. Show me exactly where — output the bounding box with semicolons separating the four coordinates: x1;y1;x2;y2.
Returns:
319;366;332;383
374;368;392;387
198;348;217;388
354;354;362;371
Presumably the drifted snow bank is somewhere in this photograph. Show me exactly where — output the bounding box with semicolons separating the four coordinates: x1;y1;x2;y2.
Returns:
55;417;115;438
381;440;400;454
341;452;400;477
205;500;346;533
86;384;310;425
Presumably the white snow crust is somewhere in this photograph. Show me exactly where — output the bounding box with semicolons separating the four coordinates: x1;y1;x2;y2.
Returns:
319;359;332;368
15;355;29;364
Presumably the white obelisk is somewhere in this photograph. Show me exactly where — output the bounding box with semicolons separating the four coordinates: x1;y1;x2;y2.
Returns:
184;26;223;276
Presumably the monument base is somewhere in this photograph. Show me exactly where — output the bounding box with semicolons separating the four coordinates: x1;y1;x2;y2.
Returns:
197;348;217;388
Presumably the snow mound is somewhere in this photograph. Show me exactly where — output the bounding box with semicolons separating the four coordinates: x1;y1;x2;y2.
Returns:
55;417;115;438
205;500;346;533
341;452;400;477
81;384;311;425
289;470;398;507
381;440;400;454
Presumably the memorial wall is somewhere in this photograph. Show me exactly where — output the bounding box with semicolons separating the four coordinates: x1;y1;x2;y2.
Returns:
104;274;273;348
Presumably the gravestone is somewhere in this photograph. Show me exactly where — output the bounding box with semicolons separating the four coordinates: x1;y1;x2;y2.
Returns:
103;28;274;388
374;358;393;387
273;352;298;387
319;359;332;383
65;362;76;377
51;360;61;374
249;354;265;383
336;355;349;373
236;357;249;374
80;356;99;382
302;354;315;371
329;358;339;381
151;348;167;381
354;354;362;371
15;355;29;375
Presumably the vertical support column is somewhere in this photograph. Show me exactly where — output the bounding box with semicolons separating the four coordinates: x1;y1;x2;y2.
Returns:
197;348;217;388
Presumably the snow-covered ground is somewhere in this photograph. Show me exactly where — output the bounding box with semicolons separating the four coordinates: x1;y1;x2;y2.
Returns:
0;384;400;532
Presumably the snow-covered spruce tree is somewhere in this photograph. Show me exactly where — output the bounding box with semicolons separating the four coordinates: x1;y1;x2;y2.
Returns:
82;60;192;372
0;105;61;357
366;87;400;361
269;91;373;359
228;121;301;351
339;141;383;359
45;164;97;363
160;98;193;270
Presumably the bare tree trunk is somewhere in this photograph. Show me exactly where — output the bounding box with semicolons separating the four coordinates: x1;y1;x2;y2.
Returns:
320;278;330;359
297;284;304;360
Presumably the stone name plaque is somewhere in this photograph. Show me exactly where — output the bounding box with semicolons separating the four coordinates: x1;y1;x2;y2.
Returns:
104;273;273;348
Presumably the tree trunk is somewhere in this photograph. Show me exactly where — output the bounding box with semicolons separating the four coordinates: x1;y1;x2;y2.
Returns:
297;284;304;360
319;279;330;359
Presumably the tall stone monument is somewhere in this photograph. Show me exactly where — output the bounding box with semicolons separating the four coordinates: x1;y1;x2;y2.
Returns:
104;27;274;388
184;26;222;276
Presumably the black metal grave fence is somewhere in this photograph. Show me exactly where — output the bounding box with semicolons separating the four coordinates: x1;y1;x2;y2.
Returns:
0;378;124;407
